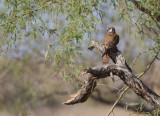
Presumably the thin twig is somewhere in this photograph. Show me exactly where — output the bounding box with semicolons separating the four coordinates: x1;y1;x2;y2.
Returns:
136;54;157;78
107;53;158;116
107;87;129;116
129;0;160;22
131;47;155;69
132;18;155;41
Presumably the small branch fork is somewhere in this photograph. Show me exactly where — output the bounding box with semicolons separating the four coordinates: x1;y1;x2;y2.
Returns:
63;41;160;111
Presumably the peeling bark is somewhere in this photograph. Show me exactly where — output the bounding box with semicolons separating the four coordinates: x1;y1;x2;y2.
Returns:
63;41;160;108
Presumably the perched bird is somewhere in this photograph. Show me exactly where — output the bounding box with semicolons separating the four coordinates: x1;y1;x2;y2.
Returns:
103;27;119;63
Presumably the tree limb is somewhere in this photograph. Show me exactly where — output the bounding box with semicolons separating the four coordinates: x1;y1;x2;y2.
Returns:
63;41;160;109
107;47;158;115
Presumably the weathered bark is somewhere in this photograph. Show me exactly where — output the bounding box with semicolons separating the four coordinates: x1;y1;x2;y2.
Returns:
87;64;160;107
88;41;132;71
63;73;97;105
63;41;160;108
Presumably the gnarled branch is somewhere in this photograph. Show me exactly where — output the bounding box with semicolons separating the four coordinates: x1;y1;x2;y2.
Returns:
63;41;160;108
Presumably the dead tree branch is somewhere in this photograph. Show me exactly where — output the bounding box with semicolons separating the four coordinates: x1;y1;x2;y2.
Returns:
107;48;158;115
107;54;158;115
63;41;160;109
63;73;97;105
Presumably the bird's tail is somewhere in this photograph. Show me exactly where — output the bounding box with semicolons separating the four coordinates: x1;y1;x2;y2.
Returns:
103;54;110;63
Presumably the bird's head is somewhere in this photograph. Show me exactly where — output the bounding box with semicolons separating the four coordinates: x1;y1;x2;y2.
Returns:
107;27;115;33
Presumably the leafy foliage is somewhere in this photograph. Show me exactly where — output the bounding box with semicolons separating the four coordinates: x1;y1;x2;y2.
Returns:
0;0;106;65
110;0;160;51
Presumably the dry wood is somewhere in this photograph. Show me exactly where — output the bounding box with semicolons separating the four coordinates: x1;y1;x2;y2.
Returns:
63;41;160;108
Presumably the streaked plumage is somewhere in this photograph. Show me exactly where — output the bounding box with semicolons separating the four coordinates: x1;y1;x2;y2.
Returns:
103;27;119;63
